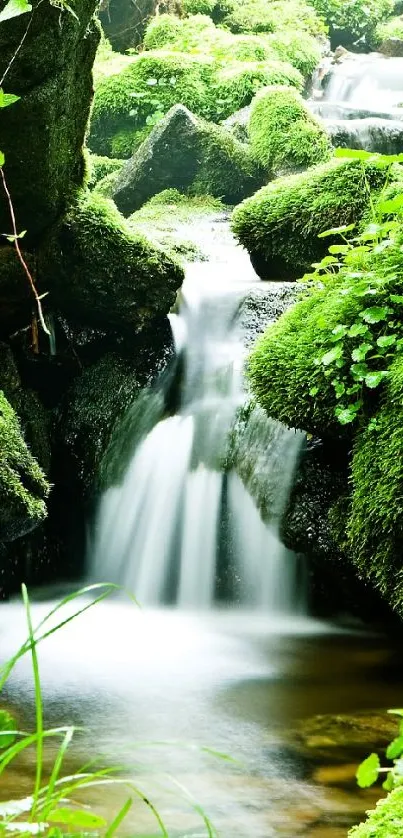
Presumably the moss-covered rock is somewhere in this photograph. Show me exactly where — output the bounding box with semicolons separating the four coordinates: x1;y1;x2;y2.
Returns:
213;60;303;120
232;158;387;280
348;355;403;615
348;786;403;838
111;104;264;214
0;0;100;239
38;191;184;332
87;155;125;189
248;86;331;176
89;49;215;156
0;391;49;542
222;0;326;37
99;0;157;51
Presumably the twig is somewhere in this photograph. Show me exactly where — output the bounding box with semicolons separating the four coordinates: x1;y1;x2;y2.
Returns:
0;166;50;336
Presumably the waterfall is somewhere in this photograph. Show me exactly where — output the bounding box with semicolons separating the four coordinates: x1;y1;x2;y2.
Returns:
309;53;403;154
91;235;304;611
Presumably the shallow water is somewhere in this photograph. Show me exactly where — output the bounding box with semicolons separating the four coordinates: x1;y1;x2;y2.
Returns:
1;598;402;837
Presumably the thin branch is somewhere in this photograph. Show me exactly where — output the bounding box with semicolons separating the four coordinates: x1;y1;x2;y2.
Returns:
1;166;50;336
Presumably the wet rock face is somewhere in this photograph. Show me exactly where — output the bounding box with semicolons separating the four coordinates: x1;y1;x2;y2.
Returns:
0;0;100;239
112;104;264;214
379;37;403;56
325;118;403;155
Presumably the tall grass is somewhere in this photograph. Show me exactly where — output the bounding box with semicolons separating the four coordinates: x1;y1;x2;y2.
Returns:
0;584;218;838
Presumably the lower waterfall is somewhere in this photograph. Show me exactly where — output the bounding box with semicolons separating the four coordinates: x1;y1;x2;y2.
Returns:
91;233;304;611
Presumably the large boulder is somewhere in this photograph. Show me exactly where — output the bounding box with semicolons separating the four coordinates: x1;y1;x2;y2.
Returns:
0;0;100;239
38;191;184;332
248;86;331;176
232;158;389;280
111;104;264;213
0;391;49;543
325;118;403;156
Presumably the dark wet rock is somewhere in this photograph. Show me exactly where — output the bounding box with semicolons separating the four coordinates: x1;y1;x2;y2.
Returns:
325;117;403;155
0;246;34;338
239;283;297;348
112;104;264;214
379;37;403;57
0;0;101;239
298;712;398;755
222;106;251;142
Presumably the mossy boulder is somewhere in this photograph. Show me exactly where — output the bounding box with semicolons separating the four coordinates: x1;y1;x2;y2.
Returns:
38;191;184;332
222;0;326;37
0;391;49;543
232;158;387;280
248;86;331;176
213;60;303;120
348;786;403;838
111;105;264;214
0;0;100;239
89;50;215;156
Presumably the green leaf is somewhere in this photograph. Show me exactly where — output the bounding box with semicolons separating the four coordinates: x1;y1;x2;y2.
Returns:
351;343;372;362
328;244;352;255
47;808;107;828
387;709;403;718
322;346;342;366
318;223;356;238
351;362;369;379
377;335;396;348
334;148;374;161
0;710;17;748
332;380;345;398
309;386;319;396
383;772;395;791
0;0;32;22
336;407;358;425
348;323;369;338
0;151;5;167
365;371;388;389
361;306;390;324
390;295;403;305
0;89;20;109
357;753;381;788
386;736;403;760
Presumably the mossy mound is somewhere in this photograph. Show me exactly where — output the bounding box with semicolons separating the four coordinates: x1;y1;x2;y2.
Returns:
0;391;50;542
0;0;100;238
309;0;394;47
248;86;331;176
348;786;403;838
222;0;326;37
213;61;303;120
89;50;215;156
39;191;184;332
232;158;387;280
111;105;264;214
348;355;403;615
87;155;125;189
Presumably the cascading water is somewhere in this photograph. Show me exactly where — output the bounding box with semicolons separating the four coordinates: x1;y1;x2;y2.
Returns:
309;53;403;154
91;225;304;611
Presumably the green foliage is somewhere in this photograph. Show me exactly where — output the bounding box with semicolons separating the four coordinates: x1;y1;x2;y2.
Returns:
87;154;124;189
265;29;322;76
222;0;327;37
348;786;403;837
248;85;331;175
310;0;394;44
0;391;49;542
372;14;403;47
182;0;216;13
232;158;387;280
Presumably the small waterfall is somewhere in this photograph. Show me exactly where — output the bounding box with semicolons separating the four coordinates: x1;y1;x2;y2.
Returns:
309;53;403;154
91;241;304;611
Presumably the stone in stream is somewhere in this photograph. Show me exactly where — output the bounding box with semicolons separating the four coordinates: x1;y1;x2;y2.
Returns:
111;104;265;214
325;117;403;155
379;37;403;57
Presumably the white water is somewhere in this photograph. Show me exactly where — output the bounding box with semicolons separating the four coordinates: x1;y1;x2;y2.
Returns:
91;224;304;611
310;53;403;154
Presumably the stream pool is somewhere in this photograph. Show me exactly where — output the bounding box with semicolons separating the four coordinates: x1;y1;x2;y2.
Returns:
1;598;402;837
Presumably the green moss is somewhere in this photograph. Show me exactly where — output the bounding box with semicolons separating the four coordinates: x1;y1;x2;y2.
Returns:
191;119;264;201
348;355;403;615
348;786;403;837
182;0;216;14
0;391;49;542
89;50;215;156
213;61;303;119
222;0;327;37
266;30;322;77
143;13;215;51
310;0;394;45
0;0;101;239
232;158;387;280
93;170;122;198
248;86;331;176
39;190;184;331
87;155;125;189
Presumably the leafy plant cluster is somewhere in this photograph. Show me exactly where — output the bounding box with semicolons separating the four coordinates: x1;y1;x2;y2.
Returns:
309;0;394;43
357;709;403;792
304;149;403;427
